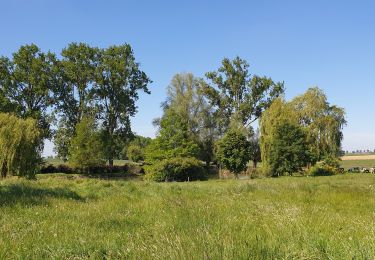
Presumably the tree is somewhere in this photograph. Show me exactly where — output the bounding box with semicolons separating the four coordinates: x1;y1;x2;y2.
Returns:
267;121;312;176
127;144;144;162
53;117;72;162
0;113;41;178
216;127;251;177
202;57;284;133
94;44;151;166
123;135;152;161
52;43;99;160
249;129;261;168
290;87;346;160
68;116;104;168
159;73;217;165
0;44;56;139
145;109;200;164
53;43;98;128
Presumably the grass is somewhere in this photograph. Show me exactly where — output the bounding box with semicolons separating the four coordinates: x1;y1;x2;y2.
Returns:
1;174;375;258
340;159;375;169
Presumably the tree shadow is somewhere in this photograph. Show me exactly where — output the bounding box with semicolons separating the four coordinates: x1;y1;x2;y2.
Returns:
0;183;83;207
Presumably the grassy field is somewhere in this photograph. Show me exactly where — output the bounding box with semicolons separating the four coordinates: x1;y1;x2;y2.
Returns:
1;174;375;258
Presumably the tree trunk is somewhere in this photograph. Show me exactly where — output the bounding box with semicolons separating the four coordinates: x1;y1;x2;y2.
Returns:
1;162;7;178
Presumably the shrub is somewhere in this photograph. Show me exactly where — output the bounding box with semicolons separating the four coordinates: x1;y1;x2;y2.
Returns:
308;164;338;176
216;127;251;177
145;157;206;182
40;163;144;176
127;144;144;162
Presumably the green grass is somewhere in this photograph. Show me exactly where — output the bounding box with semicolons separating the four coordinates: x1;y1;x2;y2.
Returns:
340;159;375;169
1;174;375;258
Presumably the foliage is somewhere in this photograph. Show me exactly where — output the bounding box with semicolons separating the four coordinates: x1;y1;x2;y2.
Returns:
93;44;151;165
145;109;200;163
127;144;144;162
202;56;284;133
321;155;342;169
216;127;251;176
290;87;346;160
68;116;104;168
159;73;217;165
267;120;312;176
144;157;206;182
53;117;73;162
249;129;261;168
40;163;141;175
308;164;338;176
0;113;41;178
0;44;56;139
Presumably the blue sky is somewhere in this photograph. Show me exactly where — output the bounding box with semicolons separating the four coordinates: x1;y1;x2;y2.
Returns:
1;0;374;155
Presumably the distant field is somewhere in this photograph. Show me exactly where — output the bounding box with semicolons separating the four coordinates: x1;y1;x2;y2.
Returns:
1;174;375;258
342;155;375;161
341;155;375;169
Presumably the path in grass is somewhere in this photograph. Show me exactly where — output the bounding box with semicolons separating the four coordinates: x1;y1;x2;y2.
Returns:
1;174;375;258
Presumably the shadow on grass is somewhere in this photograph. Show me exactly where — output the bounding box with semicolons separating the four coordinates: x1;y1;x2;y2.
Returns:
0;183;83;207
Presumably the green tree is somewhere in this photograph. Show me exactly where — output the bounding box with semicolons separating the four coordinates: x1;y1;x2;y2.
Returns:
68;116;104;168
94;44;151;166
290;87;346;160
0;113;42;178
122;135;151;160
159;73;217;165
267;120;312;176
127;144;144;162
249;129;261;168
52;43;99;160
53;117;72;162
145;109;200;164
0;44;56;139
216;127;251;177
202;57;284;133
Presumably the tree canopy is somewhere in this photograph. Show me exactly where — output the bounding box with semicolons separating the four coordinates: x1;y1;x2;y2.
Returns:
0;113;41;178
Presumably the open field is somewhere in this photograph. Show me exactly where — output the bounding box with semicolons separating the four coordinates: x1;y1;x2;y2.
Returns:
342;155;375;161
1;174;375;258
340;155;375;169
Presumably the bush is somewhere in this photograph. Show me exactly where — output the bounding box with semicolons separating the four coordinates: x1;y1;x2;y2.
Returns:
127;144;144;162
308;164;338;176
40;163;144;176
145;157;206;182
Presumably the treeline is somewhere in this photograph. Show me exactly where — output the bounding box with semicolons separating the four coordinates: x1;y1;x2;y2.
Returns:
0;43;346;180
0;43;150;177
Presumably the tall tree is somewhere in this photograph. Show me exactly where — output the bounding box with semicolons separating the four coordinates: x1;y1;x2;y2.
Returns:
160;73;217;165
52;43;99;159
202;57;284;134
0;44;56;138
290;87;346;160
94;44;151;166
53;43;98;128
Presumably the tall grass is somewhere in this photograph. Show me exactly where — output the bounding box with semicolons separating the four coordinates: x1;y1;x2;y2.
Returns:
1;174;375;258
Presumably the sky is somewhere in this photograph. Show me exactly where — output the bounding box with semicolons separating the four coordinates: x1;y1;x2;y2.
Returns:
1;0;374;156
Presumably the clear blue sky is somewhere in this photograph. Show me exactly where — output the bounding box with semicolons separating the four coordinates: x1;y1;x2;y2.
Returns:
1;0;374;155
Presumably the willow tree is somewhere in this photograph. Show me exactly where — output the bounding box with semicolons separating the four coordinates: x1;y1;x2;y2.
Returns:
260;88;346;176
0;113;41;178
290;87;346;159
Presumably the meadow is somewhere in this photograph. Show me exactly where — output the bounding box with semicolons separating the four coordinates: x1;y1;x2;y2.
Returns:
1;174;375;259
